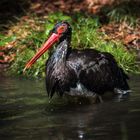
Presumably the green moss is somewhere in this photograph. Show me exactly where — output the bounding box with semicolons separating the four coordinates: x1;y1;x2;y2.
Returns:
0;34;16;46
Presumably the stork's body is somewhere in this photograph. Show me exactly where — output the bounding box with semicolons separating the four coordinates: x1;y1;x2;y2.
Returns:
46;39;129;98
24;21;130;100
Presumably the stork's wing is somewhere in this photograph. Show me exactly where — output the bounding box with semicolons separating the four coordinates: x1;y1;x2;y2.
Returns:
67;49;129;94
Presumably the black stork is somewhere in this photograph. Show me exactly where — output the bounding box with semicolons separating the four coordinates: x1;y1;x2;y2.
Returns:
24;21;130;101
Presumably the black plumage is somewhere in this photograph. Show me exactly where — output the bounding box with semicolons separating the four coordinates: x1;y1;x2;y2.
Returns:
45;22;130;99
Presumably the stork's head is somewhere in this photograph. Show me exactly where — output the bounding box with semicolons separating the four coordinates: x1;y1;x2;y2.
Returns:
23;21;71;72
50;21;72;42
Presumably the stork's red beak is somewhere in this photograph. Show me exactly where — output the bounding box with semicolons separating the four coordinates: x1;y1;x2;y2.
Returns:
23;33;60;72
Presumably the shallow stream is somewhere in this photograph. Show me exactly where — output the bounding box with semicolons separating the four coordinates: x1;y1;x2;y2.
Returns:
0;74;140;140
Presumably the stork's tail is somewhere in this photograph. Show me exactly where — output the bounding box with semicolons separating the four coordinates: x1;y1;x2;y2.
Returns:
114;68;131;100
119;68;130;90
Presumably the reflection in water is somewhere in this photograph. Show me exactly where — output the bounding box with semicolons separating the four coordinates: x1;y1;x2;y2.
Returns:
0;75;140;140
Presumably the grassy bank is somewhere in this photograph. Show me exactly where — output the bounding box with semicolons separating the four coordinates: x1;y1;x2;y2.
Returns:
1;13;139;77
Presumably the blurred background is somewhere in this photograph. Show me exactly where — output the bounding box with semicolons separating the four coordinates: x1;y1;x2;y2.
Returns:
0;0;140;76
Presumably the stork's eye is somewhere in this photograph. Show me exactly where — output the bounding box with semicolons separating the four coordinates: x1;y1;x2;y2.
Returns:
57;24;67;34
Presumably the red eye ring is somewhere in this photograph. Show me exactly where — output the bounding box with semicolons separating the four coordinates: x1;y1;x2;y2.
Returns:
57;25;67;34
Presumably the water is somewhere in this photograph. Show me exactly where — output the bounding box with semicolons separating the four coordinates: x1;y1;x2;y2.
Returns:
0;74;140;140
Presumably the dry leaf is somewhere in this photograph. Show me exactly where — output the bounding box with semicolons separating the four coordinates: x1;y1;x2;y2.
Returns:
124;34;138;44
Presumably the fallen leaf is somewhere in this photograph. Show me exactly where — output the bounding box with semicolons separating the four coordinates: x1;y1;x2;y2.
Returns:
31;3;41;10
124;34;138;44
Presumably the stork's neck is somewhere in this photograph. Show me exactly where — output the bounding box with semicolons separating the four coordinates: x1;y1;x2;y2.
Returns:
59;33;71;47
50;39;69;65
